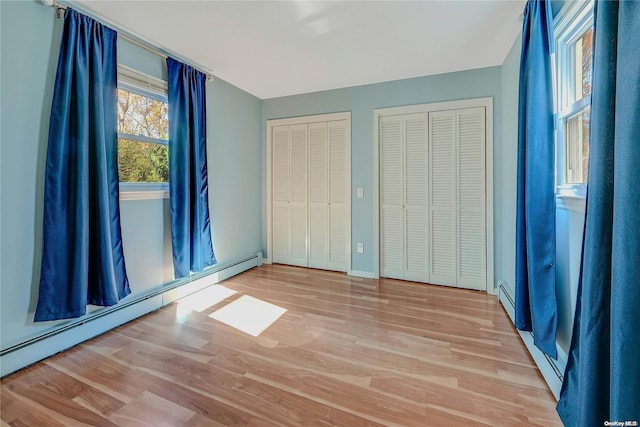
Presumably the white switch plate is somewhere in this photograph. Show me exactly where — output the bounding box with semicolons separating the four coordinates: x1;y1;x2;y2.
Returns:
356;187;364;199
356;242;364;253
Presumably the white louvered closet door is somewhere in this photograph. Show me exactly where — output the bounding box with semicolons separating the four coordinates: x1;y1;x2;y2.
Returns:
308;122;328;269
379;114;428;282
380;116;404;279
327;120;348;272
428;107;486;290
272;125;291;264
403;115;429;282
429;111;457;287
456;108;486;290
289;124;309;267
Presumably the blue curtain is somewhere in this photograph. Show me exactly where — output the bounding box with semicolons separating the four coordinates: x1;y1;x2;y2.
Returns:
167;57;216;279
35;9;130;321
557;1;640;424
515;0;558;358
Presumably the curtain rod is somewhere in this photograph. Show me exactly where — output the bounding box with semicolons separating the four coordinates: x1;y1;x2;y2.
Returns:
41;0;215;81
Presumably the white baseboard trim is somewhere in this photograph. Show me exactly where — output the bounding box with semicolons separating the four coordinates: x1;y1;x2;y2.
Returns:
497;282;564;400
348;270;376;279
0;253;261;377
0;296;163;379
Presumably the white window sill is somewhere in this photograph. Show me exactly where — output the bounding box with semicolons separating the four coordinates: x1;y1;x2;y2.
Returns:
556;184;586;212
119;183;169;201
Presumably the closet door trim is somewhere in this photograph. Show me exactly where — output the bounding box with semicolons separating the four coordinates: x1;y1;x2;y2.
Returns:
266;112;351;273
373;98;494;294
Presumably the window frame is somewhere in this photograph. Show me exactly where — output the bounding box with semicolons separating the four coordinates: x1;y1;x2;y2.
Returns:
117;65;170;199
553;0;594;199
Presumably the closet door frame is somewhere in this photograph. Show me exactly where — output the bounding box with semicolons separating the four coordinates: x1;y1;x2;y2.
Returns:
373;98;494;294
266;112;351;272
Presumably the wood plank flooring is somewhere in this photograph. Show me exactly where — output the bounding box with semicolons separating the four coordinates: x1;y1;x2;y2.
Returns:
1;265;562;426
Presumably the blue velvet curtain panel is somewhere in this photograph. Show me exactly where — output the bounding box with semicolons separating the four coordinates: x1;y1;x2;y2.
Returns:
167;57;216;279
557;1;640;424
35;9;130;321
515;0;558;358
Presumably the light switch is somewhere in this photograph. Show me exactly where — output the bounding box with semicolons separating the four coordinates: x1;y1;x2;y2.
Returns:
356;242;364;253
356;187;364;199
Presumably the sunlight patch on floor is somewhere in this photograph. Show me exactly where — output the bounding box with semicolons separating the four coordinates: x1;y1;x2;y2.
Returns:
209;295;287;337
176;285;237;320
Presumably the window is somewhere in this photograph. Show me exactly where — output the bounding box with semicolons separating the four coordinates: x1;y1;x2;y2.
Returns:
117;65;169;194
554;0;594;193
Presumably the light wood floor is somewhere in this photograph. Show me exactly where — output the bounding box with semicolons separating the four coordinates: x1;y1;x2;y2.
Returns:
1;265;561;426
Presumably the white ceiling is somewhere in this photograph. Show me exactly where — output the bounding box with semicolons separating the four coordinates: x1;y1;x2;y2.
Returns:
73;0;526;100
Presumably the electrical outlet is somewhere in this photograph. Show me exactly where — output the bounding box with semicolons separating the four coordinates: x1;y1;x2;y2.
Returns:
356;242;364;253
356;187;364;198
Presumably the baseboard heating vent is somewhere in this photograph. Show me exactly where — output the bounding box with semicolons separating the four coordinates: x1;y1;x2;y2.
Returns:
498;281;564;400
0;252;262;377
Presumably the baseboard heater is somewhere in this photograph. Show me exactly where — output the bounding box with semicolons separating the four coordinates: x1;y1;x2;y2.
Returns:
497;282;564;400
0;252;262;377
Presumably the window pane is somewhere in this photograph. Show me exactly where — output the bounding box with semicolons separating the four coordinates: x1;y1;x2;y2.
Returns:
118;138;169;183
565;106;590;184
580;107;590;183
574;27;593;101
118;89;168;139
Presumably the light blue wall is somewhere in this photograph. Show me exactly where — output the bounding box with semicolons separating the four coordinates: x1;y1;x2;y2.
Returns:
498;34;522;296
555;203;584;359
1;0;63;348
118;38;165;81
0;0;262;350
207;77;263;262
262;68;505;277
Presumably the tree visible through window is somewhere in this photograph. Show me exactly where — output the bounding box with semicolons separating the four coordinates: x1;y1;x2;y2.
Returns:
575;28;593;100
117;89;169;183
